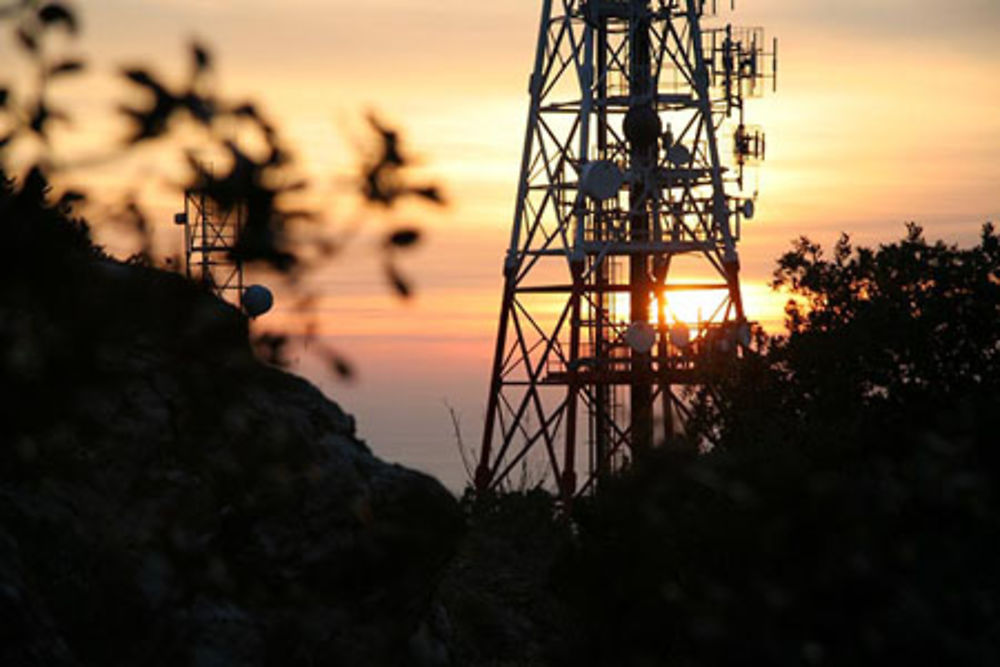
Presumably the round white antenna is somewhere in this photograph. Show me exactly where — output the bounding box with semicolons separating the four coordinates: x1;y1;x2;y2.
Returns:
666;143;691;166
624;321;656;354
669;323;690;349
580;160;624;201
243;284;273;318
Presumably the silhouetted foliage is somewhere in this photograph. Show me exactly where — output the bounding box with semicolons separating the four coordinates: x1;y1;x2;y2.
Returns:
686;223;1000;445
37;2;76;34
0;0;444;377
438;490;575;666
559;225;1000;667
362;113;445;209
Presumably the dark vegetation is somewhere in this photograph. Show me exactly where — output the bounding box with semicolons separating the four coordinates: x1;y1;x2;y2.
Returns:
442;224;1000;666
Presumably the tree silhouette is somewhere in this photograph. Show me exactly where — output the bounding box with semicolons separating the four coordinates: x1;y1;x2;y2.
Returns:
685;223;1000;447
560;224;1000;667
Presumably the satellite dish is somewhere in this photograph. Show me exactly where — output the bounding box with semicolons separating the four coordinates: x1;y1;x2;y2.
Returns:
624;321;656;354
242;284;273;318
742;199;755;220
669;323;691;349
666;144;691;166
580;160;624;201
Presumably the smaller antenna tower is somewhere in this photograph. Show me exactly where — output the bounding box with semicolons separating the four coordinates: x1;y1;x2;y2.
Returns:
174;187;245;307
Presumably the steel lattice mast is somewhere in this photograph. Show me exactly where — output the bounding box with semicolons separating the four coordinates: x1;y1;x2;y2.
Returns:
175;187;245;307
476;0;776;500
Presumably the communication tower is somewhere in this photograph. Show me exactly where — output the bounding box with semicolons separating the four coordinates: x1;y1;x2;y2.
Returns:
476;0;777;501
174;187;245;306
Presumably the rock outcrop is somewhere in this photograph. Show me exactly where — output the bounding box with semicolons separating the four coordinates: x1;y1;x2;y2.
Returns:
0;189;463;666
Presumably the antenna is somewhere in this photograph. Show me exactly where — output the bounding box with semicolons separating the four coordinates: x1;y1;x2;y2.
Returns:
174;168;271;317
476;0;779;502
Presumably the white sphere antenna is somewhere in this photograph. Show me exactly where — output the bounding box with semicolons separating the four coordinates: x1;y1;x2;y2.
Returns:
669;323;691;349
580;160;624;201
624;321;657;354
243;284;274;318
666;143;692;166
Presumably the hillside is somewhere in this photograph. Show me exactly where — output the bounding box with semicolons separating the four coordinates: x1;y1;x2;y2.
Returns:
0;175;463;666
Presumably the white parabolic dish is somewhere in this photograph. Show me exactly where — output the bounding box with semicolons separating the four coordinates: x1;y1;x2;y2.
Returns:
243;284;274;318
580;160;624;201
669;323;691;349
666;143;692;166
624;321;657;354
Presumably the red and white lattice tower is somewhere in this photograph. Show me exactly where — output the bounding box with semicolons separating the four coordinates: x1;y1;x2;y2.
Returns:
476;0;777;501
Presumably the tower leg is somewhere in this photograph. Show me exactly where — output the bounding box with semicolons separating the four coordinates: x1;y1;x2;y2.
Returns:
628;0;654;460
477;273;516;493
561;260;584;501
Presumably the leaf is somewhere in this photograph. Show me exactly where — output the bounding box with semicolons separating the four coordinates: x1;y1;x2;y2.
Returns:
386;228;421;248
57;189;85;209
122;68;159;89
16;27;38;54
118;70;179;142
411;185;445;205
38;3;78;33
47;59;85;77
385;263;412;299
181;92;214;124
192;42;211;71
29;101;49;136
329;354;354;380
367;113;405;166
232;103;259;119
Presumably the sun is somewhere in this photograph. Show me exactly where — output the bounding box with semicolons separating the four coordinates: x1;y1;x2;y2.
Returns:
611;287;735;329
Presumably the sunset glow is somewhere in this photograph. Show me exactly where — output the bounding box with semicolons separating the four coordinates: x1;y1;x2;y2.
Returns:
3;0;997;489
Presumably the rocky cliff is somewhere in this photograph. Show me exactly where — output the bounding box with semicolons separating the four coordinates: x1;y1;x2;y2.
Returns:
0;184;463;666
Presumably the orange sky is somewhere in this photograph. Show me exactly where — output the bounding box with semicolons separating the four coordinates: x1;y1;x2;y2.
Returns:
4;0;999;489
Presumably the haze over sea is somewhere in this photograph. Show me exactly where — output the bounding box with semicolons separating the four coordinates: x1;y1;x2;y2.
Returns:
6;0;997;491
